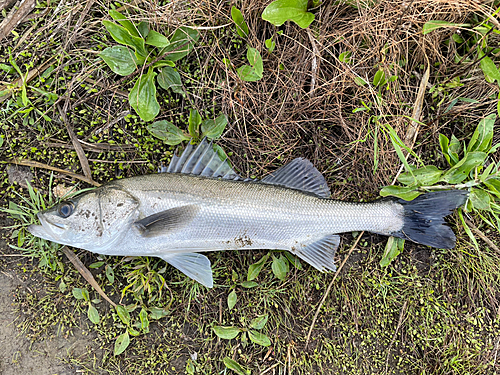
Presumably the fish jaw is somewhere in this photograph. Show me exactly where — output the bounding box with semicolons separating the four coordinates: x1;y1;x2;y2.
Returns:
27;212;69;244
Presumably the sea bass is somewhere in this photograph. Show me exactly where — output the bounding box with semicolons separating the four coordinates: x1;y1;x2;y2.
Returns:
28;139;468;287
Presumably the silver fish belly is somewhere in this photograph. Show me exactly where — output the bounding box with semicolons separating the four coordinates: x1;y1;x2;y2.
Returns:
28;139;468;288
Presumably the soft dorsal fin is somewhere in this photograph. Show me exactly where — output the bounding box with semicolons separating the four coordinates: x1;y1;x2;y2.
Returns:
261;158;330;198
160;253;213;288
291;234;340;272
134;205;199;237
163;138;241;179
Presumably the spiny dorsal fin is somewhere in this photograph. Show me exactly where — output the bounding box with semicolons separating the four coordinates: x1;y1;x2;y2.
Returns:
160;253;213;288
134;205;199;237
261;158;330;198
163;138;241;180
291;234;340;272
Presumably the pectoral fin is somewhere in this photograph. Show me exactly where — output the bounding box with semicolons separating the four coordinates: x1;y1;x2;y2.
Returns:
160;253;213;288
134;205;199;237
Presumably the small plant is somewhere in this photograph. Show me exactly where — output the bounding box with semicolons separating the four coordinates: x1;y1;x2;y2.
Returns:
237;47;264;82
247;251;302;283
100;9;199;121
212;313;271;347
146;108;228;146
380;113;499;264
72;287;101;324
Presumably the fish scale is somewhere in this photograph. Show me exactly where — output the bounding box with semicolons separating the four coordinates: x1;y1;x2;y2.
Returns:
28;139;468;288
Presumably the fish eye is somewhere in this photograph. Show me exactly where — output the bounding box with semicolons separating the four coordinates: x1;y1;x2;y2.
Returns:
57;201;74;218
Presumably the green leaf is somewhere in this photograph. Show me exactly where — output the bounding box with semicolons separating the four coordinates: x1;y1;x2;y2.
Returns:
373;69;386;86
265;38;276;53
247;253;269;281
248;330;271;346
72;287;84;300
88;304;100;324
188;109;201;137
240;281;259;288
100;43;139;75
271;254;289;281
379;186;422;201
441;151;487;184
161;27;199;61
470;188;491;211
149;307;170;320
237;65;262;81
212;326;241;340
422;20;470;35
262;0;315;29
109;9;140;37
467;114;496;153
250;314;268;330
139;308;150;332
247;48;263;76
89;261;104;268
129;67;159;122
339;51;351;64
147;120;190;145
146;30;170;48
152;60;175;69
478;51;500;84
284;251;302;269
231;6;249;38
81;288;90;302
201;114;228;139
102;20;147;56
157;66;183;94
227;290;237;310
354;76;367;86
223;357;248;375
116;305;131;325
106;265;115;284
380;237;405;267
137;21;150;38
127;326;141;336
114;331;130;356
397;165;443;186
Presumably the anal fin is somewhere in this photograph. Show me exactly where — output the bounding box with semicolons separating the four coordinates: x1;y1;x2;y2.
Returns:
291;234;340;272
160;253;213;288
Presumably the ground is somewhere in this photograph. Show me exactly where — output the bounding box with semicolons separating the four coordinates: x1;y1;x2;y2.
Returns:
1;0;500;374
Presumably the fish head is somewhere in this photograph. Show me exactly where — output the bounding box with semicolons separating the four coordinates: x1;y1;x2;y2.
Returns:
28;186;139;251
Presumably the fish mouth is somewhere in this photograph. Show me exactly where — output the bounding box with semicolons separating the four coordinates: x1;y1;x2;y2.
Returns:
27;213;66;242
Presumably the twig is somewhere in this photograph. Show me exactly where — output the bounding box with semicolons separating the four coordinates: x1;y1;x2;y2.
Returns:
305;231;364;348
57;103;94;181
306;29;320;97
464;218;500;255
384;300;408;374
0;0;35;40
6;158;101;187
62;246;116;307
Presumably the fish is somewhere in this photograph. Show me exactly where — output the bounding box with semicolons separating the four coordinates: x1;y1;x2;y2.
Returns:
28;139;468;288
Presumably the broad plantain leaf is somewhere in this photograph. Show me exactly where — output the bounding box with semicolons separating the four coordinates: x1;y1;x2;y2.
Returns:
467;113;496;153
116;305;131;325
271;254;288;281
227;290;237;310
231;6;249;38
247;47;263;76
223;357;248;375
129;67;159;121
212;326;241;340
157;66;183;94
478;50;500;84
262;0;315;29
380;236;405;267
147;120;190;145
103;20;147;56
88;304;100;324
250;314;268;330
397;165;443;186
470;188;491;211
146;30;170;48
422;20;470;35
188;109;201;137
108;9;140;37
161;27;199;61
247;253;269;281
100;46;138;76
201;114;228;139
441;151;487;184
248;330;271;346
114;331;130;356
237;65;261;81
379;185;422;201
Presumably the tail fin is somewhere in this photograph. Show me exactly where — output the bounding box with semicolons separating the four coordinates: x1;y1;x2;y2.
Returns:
392;190;468;249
